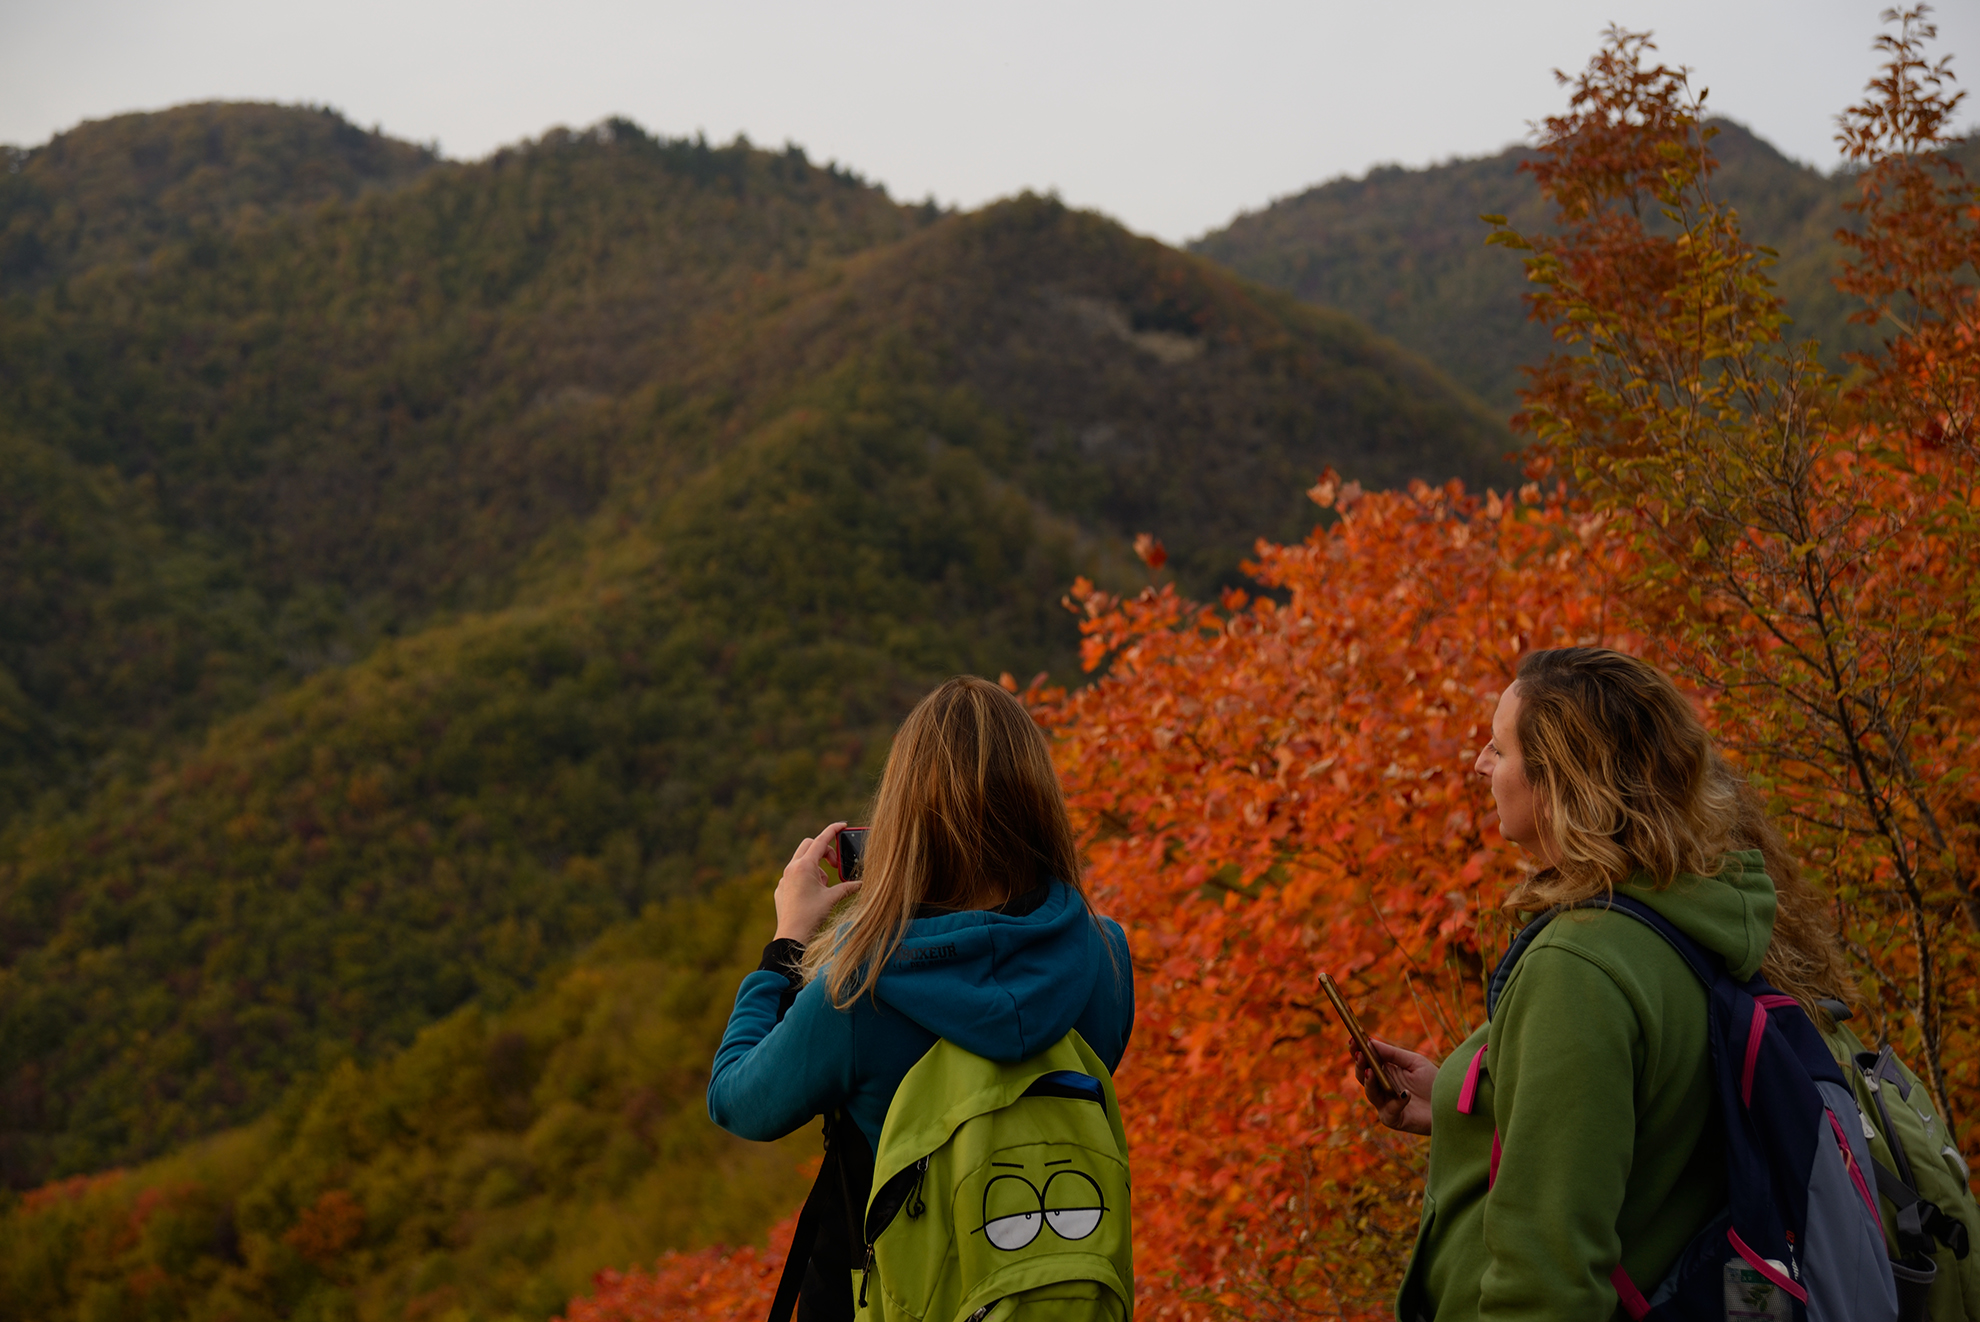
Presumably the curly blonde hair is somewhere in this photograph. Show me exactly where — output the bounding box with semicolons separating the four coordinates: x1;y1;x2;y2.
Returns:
1502;648;1854;1016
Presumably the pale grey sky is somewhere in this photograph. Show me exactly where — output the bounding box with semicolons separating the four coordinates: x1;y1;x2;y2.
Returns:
3;0;1975;244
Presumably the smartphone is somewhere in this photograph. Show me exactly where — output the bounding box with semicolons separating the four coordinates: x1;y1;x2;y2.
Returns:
1317;971;1404;1103
836;827;871;882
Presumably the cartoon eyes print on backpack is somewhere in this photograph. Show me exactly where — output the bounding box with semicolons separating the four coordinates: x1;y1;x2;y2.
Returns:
978;1161;1107;1251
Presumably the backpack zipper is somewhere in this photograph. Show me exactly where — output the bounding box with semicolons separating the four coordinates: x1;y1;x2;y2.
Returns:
860;1156;930;1308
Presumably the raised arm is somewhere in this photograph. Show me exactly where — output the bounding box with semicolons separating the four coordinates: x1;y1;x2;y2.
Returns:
707;826;864;1141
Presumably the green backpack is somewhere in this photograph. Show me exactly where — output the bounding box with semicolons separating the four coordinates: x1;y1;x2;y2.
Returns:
851;1030;1134;1322
1824;1016;1980;1321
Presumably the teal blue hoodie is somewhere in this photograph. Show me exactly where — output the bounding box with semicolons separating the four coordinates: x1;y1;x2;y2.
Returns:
707;879;1135;1153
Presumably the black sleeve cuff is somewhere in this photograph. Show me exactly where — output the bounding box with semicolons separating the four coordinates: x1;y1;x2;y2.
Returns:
760;938;806;989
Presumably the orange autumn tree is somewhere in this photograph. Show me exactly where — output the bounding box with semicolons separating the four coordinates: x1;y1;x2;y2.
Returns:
1489;10;1980;1124
1034;481;1621;1318
555;1219;795;1322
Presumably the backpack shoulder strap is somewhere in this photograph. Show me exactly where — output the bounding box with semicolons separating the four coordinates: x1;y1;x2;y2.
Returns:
1485;907;1563;1018
1485;893;1721;1019
1854;1045;1974;1261
769;1109;871;1322
769;1162;831;1322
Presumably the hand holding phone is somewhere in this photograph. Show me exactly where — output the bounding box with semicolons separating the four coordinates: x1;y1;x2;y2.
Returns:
1317;971;1405;1103
774;824;861;941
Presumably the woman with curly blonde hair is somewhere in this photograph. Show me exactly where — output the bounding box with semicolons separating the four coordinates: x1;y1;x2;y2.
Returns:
1354;647;1856;1321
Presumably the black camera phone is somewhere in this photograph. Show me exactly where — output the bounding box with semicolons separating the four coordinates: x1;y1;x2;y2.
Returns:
835;827;871;882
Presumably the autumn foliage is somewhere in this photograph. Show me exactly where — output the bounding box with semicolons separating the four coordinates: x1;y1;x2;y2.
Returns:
554;12;1980;1322
557;1219;795;1322
1036;481;1623;1316
1492;8;1980;1122
283;1189;365;1270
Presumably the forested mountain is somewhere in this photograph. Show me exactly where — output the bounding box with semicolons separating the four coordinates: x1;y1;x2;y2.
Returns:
0;106;923;823
0;100;1511;1213
1194;120;1980;412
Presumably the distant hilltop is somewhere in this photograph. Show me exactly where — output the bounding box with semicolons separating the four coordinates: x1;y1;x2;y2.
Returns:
1194;120;1980;412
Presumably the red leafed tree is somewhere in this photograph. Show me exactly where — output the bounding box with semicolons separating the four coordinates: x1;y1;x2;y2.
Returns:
283;1188;365;1269
1037;480;1622;1318
552;1215;794;1322
1490;9;1980;1124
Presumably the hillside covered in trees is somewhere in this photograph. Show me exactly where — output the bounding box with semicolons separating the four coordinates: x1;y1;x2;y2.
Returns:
0;93;1512;1302
1;876;820;1321
1195;119;1980;411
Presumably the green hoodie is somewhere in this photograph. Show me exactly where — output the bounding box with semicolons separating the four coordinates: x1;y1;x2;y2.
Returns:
1397;851;1778;1322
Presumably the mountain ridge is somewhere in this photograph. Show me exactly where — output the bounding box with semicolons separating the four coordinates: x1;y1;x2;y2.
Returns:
1;101;438;287
1193;119;1980;411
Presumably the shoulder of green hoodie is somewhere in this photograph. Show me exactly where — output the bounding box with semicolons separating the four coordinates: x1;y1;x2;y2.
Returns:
1404;851;1775;1322
706;882;1133;1153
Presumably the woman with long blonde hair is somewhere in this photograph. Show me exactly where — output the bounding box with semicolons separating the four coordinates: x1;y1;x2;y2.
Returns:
1352;647;1856;1320
708;676;1133;1320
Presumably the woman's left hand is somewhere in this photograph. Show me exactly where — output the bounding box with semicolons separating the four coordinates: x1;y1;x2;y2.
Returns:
774;824;860;941
1351;1038;1438;1135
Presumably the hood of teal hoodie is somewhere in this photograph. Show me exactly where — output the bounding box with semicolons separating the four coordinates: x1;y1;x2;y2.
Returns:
1617;847;1777;980
871;878;1113;1063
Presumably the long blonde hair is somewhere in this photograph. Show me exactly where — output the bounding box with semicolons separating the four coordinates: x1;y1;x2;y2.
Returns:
800;676;1087;1009
1502;647;1854;1014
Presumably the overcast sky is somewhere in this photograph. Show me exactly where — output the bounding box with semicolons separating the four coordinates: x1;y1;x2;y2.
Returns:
3;0;1975;244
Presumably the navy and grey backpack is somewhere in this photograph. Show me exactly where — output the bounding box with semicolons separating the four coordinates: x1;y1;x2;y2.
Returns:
1470;895;1898;1322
